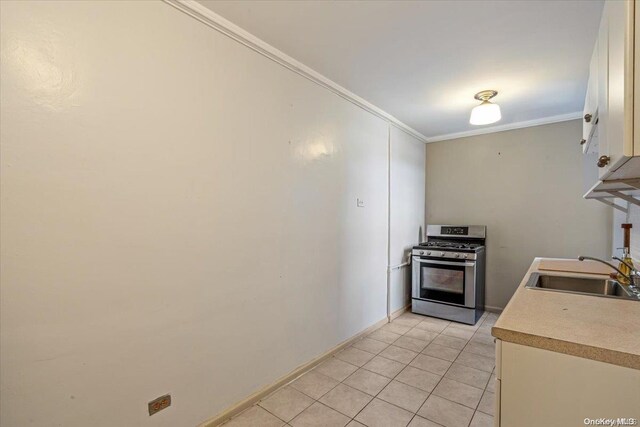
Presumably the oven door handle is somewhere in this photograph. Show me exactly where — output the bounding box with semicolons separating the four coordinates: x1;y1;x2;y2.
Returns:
412;257;476;268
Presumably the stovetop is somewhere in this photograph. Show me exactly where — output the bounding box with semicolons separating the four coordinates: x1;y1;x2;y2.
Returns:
414;240;484;252
412;225;486;257
412;240;485;259
418;241;482;250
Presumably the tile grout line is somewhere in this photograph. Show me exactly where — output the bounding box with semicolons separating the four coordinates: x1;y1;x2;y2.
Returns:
411;313;492;426
284;331;418;425
414;321;477;426
337;319;440;425
237;313;497;427
414;313;496;425
357;313;498;426
358;314;493;426
343;325;428;423
364;316;491;426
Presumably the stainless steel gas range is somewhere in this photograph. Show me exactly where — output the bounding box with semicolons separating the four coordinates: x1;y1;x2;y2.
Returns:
411;225;486;325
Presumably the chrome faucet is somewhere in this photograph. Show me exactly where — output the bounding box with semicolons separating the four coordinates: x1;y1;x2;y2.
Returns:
578;256;631;279
578;256;640;295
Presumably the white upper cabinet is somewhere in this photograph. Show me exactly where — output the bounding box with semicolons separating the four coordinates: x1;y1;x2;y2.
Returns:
583;0;638;184
602;0;635;178
594;3;609;166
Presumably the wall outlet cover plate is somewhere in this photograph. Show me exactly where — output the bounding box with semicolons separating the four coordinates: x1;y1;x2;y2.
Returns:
148;394;171;416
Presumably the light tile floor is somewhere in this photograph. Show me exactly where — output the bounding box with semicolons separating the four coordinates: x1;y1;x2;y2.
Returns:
222;311;498;427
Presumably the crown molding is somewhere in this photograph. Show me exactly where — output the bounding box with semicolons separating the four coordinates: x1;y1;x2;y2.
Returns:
162;0;429;143
427;112;583;143
162;1;582;145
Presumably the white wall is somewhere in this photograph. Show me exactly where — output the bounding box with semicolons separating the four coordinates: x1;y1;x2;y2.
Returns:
425;120;612;310
0;1;425;426
389;126;426;312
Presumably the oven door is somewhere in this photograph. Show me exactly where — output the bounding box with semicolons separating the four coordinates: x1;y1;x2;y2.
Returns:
412;257;476;308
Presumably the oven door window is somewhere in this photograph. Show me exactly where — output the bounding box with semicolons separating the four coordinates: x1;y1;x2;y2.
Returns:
419;262;465;305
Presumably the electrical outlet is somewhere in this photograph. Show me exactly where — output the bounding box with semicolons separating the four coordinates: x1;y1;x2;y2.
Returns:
357;198;365;207
148;394;171;416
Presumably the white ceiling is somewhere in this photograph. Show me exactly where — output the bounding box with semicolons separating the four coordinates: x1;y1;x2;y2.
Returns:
197;0;604;140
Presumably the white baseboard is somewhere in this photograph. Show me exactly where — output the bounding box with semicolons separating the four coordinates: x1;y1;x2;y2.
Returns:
198;315;390;427
390;303;411;321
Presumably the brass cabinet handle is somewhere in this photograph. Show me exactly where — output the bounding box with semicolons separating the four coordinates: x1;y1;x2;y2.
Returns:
580;139;586;145
584;113;592;123
597;155;611;167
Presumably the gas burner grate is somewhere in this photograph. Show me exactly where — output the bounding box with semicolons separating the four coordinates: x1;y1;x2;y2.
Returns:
421;241;480;250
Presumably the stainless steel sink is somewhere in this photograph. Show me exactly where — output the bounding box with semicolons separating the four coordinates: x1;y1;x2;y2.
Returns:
525;273;640;301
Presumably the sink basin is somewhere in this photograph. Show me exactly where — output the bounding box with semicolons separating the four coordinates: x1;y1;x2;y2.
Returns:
526;273;640;301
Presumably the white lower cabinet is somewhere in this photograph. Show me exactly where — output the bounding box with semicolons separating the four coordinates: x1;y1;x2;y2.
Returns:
494;340;640;427
494;339;502;427
494;378;501;427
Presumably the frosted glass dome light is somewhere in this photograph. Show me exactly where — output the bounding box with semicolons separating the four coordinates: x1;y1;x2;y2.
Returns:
469;90;501;125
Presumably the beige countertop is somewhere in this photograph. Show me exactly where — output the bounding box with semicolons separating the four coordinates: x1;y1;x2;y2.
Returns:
492;258;640;370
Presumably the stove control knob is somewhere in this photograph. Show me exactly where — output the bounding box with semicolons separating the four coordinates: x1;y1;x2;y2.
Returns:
463;254;468;259
419;251;424;255
426;251;431;256
453;253;460;258
440;252;445;257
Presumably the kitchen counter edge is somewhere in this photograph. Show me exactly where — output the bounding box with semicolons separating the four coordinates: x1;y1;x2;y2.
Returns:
491;257;640;370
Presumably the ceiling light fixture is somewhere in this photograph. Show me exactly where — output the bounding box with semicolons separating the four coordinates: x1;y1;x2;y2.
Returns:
470;90;501;125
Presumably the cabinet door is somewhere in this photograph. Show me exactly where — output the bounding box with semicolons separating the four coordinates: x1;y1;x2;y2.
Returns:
499;342;640;427
582;44;598;148
600;0;634;178
597;2;609;178
495;339;501;427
